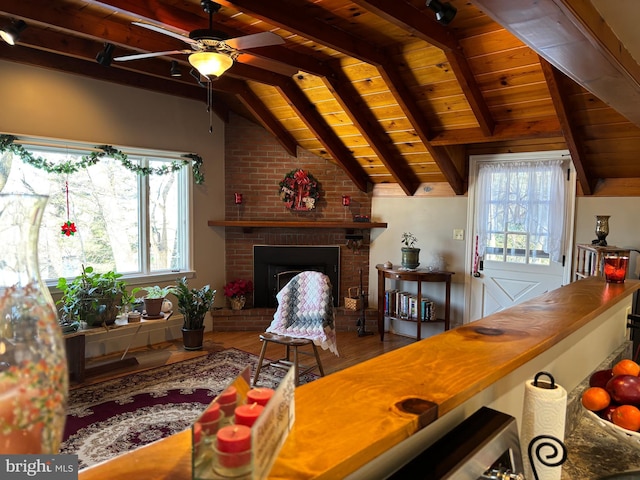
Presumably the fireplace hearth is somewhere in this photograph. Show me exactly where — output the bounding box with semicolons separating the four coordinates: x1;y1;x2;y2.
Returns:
253;245;340;308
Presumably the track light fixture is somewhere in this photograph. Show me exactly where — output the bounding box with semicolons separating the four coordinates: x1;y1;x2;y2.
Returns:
0;19;26;46
170;60;182;77
96;43;115;66
426;0;457;25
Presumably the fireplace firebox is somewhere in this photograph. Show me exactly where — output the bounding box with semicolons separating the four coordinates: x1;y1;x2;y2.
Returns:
253;245;340;308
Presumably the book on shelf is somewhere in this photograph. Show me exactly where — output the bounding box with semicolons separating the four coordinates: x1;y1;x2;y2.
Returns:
384;289;398;316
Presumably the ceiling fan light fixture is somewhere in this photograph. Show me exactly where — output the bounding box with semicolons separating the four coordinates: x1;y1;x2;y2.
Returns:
188;51;233;78
0;19;26;46
425;0;457;25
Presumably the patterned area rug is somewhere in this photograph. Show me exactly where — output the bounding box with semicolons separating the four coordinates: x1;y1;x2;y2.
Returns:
61;348;317;469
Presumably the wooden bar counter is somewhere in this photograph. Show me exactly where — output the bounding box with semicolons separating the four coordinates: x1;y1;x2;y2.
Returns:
79;277;640;480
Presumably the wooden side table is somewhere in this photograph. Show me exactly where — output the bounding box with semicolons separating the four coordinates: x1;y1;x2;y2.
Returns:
575;244;630;279
376;264;453;341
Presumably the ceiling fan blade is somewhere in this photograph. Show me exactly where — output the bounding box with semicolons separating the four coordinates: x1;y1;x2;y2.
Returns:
238;53;299;76
132;21;196;45
114;50;190;62
225;32;284;51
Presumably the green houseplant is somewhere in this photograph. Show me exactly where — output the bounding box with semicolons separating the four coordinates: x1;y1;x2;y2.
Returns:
57;265;128;328
401;232;420;270
174;277;216;350
141;285;177;317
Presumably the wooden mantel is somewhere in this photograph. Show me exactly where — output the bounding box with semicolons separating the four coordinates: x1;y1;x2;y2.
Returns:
207;220;387;230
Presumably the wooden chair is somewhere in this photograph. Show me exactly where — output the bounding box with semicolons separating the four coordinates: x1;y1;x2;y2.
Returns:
252;271;338;387
253;333;325;387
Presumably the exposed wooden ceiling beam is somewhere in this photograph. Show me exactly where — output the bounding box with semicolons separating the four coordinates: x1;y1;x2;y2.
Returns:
0;42;205;102
228;63;370;192
351;0;495;137
323;64;421;195
470;0;640;128
220;80;298;157
539;57;594;195
378;61;466;194
430;119;564;146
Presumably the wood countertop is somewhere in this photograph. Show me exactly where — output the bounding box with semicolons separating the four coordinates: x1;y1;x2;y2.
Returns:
78;277;640;480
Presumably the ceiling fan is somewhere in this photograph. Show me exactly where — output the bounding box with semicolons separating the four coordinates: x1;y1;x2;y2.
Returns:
113;0;284;79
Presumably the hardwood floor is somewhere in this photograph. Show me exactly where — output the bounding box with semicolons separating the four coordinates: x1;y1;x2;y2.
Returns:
76;330;415;389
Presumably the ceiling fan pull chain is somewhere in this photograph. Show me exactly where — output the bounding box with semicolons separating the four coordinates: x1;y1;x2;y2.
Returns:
208;81;213;134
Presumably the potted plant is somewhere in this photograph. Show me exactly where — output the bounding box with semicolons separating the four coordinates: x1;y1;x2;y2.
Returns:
141;285;177;318
57;265;128;328
174;277;216;350
401;232;420;270
223;279;253;310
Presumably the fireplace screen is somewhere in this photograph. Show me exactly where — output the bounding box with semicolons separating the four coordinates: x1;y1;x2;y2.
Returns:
253;245;340;308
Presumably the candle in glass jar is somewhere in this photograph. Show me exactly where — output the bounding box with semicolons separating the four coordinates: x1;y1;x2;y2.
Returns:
217;386;237;418
235;403;264;428
342;195;351;206
247;387;274;406
216;425;252;468
234;193;243;205
199;402;221;435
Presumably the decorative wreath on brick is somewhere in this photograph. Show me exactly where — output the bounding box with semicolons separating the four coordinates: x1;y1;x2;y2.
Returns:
279;169;319;211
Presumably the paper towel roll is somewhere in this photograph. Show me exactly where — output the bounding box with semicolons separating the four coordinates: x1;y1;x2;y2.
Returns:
520;373;567;480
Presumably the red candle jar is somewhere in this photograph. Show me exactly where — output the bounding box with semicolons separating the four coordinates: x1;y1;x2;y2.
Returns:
342;195;351;206
247;387;275;407
235;403;264;428
192;421;202;447
234;193;243;205
604;254;629;283
199;402;220;435
215;425;252;471
217;386;237;420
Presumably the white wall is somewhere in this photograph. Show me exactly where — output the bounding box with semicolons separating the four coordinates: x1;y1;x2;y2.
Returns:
369;194;469;329
370;190;640;327
0;60;227;313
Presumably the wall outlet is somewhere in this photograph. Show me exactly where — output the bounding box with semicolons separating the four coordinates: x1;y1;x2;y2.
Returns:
453;229;464;240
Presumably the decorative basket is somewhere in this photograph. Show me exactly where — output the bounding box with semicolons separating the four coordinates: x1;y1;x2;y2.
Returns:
585;408;640;449
345;287;365;311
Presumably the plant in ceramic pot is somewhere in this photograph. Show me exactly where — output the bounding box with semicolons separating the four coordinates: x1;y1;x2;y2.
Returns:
57;265;128;328
223;278;253;310
174;277;216;350
401;232;420;270
141;285;177;318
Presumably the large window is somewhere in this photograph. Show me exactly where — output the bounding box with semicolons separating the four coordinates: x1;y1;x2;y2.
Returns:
0;139;191;283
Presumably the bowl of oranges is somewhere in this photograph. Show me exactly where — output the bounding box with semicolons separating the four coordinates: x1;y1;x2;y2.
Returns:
582;358;640;448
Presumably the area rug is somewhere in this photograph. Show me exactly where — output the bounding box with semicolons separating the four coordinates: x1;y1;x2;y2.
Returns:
61;348;317;469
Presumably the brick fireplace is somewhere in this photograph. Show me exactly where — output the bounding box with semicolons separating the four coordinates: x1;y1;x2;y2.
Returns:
212;114;377;332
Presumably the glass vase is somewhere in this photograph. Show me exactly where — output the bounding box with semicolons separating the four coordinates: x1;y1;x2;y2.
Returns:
0;194;68;453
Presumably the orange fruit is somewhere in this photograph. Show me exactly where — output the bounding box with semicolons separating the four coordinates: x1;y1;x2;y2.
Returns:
612;359;640;377
612;404;640;431
581;387;611;411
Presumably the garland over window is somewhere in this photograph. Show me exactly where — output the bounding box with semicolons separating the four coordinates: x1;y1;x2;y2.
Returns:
0;134;205;184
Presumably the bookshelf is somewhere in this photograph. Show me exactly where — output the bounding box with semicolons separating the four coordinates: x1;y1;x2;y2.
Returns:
376;265;454;341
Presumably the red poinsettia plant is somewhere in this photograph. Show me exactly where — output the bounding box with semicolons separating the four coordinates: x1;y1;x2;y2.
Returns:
223;279;253;298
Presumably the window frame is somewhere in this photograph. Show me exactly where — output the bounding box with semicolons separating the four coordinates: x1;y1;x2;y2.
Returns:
2;136;195;289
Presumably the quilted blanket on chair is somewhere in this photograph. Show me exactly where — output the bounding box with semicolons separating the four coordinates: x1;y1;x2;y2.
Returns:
266;271;339;356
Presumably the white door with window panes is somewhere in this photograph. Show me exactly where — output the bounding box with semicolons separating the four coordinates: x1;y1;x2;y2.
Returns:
466;152;576;322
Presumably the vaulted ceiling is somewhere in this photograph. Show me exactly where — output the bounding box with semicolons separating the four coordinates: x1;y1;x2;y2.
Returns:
2;0;640;196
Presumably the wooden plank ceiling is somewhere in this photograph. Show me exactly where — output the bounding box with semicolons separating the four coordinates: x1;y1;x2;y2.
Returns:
1;0;640;196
